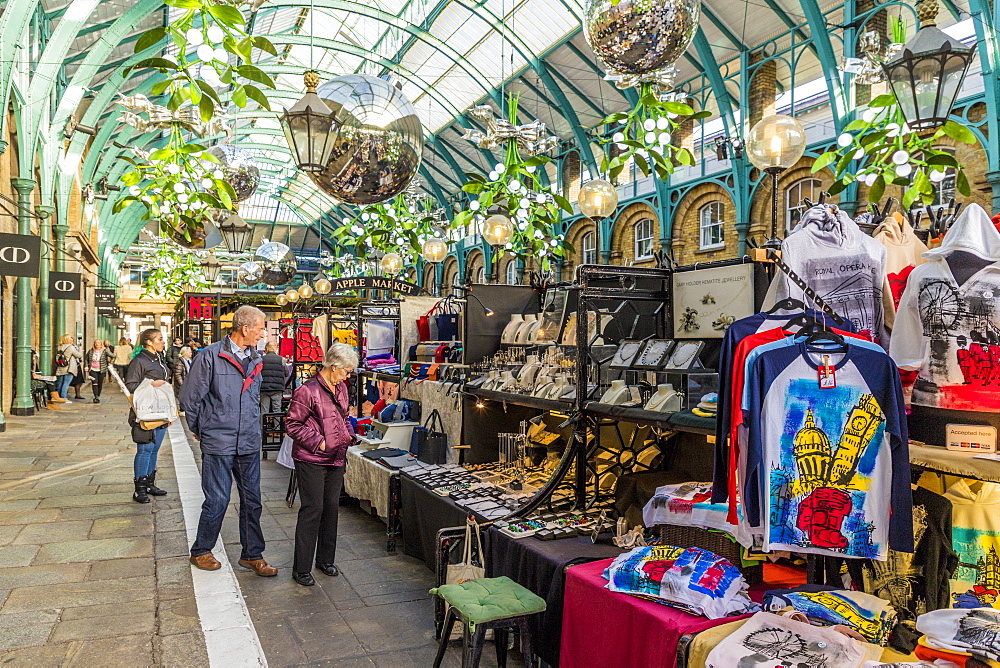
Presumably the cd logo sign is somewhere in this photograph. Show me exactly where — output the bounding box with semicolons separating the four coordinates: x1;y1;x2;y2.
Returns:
0;233;41;277
49;272;81;300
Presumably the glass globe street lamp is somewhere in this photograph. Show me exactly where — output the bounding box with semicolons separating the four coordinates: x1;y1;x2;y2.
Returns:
880;0;974;131
380;252;403;275
298;281;314;299
482;214;514;283
746;114;807;250
577;179;618;264
276;293;289;306
218;211;254;254
285;288;300;302
314;272;333;294
280;71;339;173
421;238;449;296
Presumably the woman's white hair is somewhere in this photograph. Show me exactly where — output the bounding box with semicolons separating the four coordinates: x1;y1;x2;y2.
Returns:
179;346;193;357
323;343;359;370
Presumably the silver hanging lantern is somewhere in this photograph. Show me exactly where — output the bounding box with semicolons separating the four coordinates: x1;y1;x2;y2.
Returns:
218;211;254;254
254;241;297;286
237;261;263;285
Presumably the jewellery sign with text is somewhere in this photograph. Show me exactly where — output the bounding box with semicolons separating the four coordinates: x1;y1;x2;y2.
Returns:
49;272;82;300
672;263;754;338
0;233;42;278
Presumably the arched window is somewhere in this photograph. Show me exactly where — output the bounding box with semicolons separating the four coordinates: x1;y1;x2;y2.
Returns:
786;178;823;233
582;231;597;265
450;271;462;296
505;261;519;285
634;218;655;259
476;266;485;284
699;202;725;250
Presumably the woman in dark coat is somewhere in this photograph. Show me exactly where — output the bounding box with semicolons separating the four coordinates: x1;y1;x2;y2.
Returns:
125;329;171;504
284;343;358;586
172;346;192;404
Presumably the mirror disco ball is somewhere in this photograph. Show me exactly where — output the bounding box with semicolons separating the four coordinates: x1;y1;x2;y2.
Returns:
310;74;423;205
237;261;263;285
583;0;700;75
209;145;260;202
254;241;297;286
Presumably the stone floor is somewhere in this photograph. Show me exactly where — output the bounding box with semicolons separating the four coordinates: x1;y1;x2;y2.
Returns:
0;389;524;667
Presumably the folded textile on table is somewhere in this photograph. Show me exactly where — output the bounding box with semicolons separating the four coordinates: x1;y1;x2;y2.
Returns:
916;607;1000;662
641;482;751;547
603;545;759;619
705;611;877;668
361;447;409;460
764;586;898;645
378;454;418;469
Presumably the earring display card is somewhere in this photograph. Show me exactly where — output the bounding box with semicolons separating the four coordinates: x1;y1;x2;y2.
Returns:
672;263;755;339
609;340;646;368
664;341;705;369
632;339;675;369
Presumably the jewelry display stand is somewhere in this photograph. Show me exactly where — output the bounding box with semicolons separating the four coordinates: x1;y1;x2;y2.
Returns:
644;384;684;413
598;379;630;405
632;340;675;369
513;314;537;344
608;340;645;368
663;341;704;370
501;314;524;343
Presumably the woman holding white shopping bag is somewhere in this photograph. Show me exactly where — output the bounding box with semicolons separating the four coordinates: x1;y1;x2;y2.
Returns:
124;329;174;504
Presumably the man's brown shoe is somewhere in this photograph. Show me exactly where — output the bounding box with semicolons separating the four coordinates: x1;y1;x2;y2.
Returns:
190;553;222;571
238;558;278;577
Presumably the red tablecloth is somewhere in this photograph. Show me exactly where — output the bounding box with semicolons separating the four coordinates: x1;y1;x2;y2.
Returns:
559;558;751;668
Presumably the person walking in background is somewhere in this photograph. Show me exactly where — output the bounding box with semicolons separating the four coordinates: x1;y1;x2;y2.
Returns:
87;339;113;403
166;337;183;371
55;334;83;402
259;341;287;414
181;306;277;577
284;343;358;586
113;337;133;381
172;346;192;406
125;329;170;503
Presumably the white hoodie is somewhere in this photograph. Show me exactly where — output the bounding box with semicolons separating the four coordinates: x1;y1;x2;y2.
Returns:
889;204;1000;411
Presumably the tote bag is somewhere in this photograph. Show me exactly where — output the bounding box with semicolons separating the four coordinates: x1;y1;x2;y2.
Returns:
411;409;448;464
436;301;459;342
447;518;485;586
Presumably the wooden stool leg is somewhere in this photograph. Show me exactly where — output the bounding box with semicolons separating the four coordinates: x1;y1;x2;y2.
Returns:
516;617;536;668
494;626;509;668
466;625;487;668
433;607;457;668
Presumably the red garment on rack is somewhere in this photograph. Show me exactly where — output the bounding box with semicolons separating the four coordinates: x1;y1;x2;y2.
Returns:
279;318;323;362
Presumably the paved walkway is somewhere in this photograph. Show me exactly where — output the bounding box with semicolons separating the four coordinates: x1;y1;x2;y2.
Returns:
0;389;519;667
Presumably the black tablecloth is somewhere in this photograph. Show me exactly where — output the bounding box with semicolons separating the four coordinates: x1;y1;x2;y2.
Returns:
483;526;622;667
400;473;469;569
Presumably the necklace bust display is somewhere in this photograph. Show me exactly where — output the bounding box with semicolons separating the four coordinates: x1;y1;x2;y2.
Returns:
513;314;537;344
644;383;684;412
501;314;523;343
599;379;630;405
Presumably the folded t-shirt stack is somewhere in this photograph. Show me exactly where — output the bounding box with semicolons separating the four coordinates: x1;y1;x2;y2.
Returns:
641;482;751;547
764;585;898;646
603;545;759;619
691;392;718;418
915;607;1000;665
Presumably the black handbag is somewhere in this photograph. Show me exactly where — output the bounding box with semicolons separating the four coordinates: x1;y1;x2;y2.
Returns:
411;409;448;464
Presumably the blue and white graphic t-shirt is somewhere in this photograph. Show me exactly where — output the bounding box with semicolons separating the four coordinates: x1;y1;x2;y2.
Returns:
744;343;913;560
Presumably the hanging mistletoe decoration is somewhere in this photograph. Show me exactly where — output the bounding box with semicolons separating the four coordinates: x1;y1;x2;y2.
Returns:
141;244;210;300
454;93;573;267
333;192;452;261
812;93;976;209
599;72;709;181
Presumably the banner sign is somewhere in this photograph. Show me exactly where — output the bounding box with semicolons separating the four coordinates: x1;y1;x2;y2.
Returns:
328;276;422;296
98;305;121;318
49;272;82;300
186;294;215;320
94;289;116;307
0;233;42;278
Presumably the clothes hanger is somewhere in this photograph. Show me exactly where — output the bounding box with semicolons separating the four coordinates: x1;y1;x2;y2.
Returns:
766;297;806;315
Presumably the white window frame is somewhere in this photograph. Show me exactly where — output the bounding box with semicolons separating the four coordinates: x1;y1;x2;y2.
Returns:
918;146;957;212
505;261;519;285
698;202;725;250
475;266;485;284
582;231;597;265
786;178;823;234
634;218;655;260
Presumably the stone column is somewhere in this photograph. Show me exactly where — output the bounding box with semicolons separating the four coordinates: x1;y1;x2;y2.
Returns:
11;178;36;415
53;223;69;348
35;205;54;375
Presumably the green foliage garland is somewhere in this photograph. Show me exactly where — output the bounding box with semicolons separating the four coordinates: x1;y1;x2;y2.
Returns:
142;245;210;300
332;194;452;260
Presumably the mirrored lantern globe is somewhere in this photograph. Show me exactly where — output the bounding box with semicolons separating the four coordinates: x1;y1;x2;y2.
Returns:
421;238;448;264
380;252;403;274
746;115;808;172
209;145;260;202
276;294;288;306
578;179;619;219
309;75;423;205
237;261;263;285
482;215;514;247
583;0;700;75
254;241;297;286
285;288;300;302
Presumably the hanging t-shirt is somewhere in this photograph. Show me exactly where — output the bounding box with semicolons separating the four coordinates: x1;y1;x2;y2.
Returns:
944;479;1000;609
744;342;913;559
848;486;958;626
767;204;893;345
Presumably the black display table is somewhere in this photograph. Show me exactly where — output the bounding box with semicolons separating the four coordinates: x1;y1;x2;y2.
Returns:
399;472;470;569
483;526;622;667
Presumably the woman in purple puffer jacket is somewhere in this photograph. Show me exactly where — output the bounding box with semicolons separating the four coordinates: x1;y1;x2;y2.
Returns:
284;343;359;587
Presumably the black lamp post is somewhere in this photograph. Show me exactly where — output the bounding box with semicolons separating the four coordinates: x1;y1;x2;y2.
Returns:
881;0;975;131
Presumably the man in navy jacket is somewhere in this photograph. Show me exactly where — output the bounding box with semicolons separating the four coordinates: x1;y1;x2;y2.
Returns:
181;305;278;576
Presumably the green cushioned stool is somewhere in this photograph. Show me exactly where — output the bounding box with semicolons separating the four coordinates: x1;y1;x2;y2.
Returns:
430;576;546;668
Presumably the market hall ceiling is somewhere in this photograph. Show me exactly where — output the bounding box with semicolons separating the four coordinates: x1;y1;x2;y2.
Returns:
3;0;974;253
